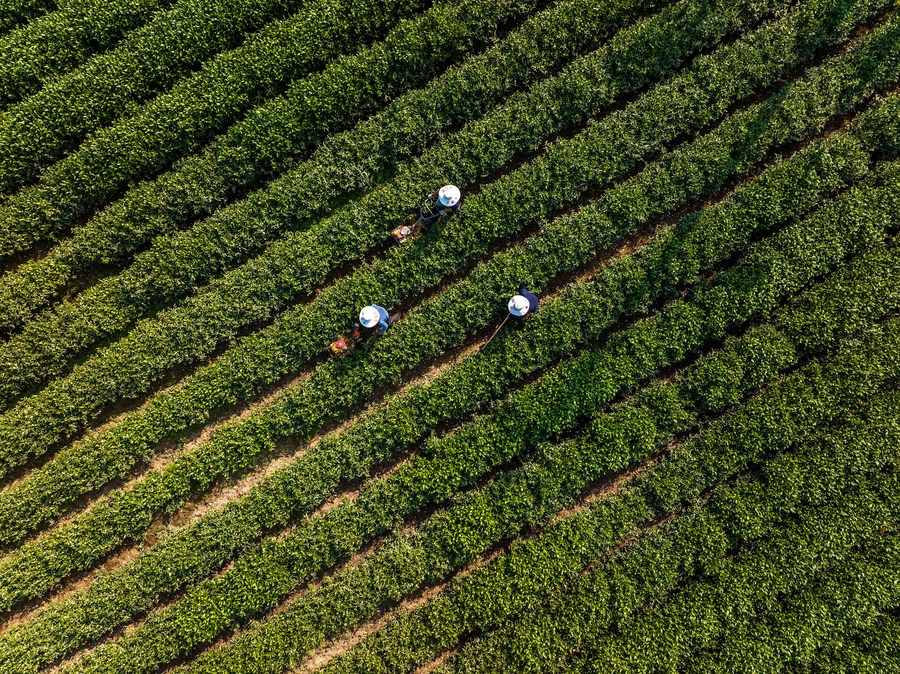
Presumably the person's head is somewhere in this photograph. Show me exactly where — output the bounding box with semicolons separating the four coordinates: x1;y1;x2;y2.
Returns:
508;294;530;317
438;184;461;208
359;305;381;328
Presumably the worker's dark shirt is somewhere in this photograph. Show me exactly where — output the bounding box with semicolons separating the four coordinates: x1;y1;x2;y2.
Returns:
518;288;539;314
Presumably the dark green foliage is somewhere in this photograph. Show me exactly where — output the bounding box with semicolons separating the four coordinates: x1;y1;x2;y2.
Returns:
0;0;655;334
0;2;897;670
0;0;180;108
0;0;429;238
689;528;900;673
0;0;876;479
0;0;786;403
0;35;894;631
0;0;56;35
3;119;897;674
323;239;900;674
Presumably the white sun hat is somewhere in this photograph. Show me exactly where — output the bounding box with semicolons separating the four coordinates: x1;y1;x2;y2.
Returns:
438;184;461;207
508;294;530;317
359;305;381;328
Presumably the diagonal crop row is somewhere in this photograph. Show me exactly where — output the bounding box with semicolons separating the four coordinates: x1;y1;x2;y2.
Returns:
326;378;900;674
0;0;550;266
688;530;900;674
0;64;887;539
0;130;885;655
0;0;180;109
0;0;55;35
433;390;900;674
177;240;900;673
569;487;900;674
486;466;900;674
186;404;900;674
803;613;900;673
0;0;438;231
0;0;875;471
0;79;893;615
40;168;900;674
0;0;330;198
177;285;900;674
0;0;662;335
1;5;896;671
0;49;886;573
0;135;891;650
179;198;896;663
0;0;788;405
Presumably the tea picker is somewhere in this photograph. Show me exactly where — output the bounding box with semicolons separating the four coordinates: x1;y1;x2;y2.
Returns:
481;288;540;352
391;184;462;244
328;304;395;358
329;184;464;358
508;288;539;320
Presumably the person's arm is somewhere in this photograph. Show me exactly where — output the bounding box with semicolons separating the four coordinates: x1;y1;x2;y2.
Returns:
376;319;389;334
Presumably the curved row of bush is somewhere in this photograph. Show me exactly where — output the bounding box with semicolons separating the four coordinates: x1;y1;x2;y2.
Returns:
805;613;900;673
0;133;880;656
2;54;886;597
179;404;900;674
571;484;900;674
690;531;900;674
0;72;892;618
0;130;883;644
0;0;179;108
518;467;900;674
0;0;865;472
15;132;899;674
179;236;900;674
0;0;55;35
0;0;326;197
439;391;900;674
0;0;444;257
45;185;869;673
0;0;777;405
0;0;656;335
320;240;900;674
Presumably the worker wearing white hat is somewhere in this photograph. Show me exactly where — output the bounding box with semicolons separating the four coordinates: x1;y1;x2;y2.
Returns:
359;304;390;335
419;184;462;225
508;287;539;320
437;184;461;209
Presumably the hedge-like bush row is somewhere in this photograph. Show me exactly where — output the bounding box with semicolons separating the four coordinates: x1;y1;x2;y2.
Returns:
0;0;55;35
571;484;900;674
0;0;326;195
0;0;434;246
1;66;886;615
0;0;656;334
440;391;900;674
32;156;900;674
0;0;784;403
689;531;900;673
0;0;179;108
0;136;883;667
517;471;900;674
320;241;900;674
0;76;892;623
0;0;869;471
0;144;886;665
804;614;900;673
175;245;900;673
